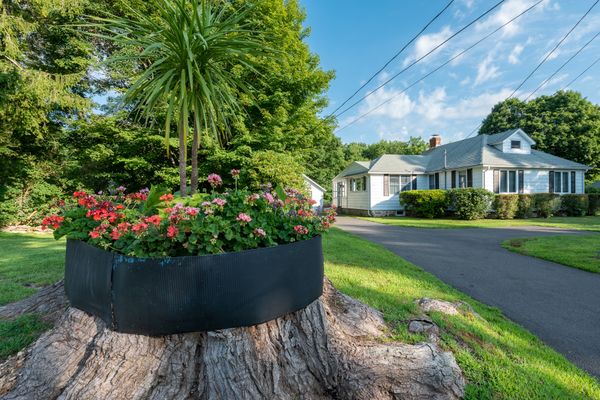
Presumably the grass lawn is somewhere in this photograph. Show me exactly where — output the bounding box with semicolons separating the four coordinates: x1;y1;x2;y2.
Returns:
503;234;600;274
1;230;599;398
361;215;600;231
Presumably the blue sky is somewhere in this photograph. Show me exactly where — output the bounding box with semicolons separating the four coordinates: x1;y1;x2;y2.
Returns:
300;0;600;145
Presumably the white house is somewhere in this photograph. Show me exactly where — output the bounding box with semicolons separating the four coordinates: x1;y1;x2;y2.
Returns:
332;129;590;216
303;174;326;213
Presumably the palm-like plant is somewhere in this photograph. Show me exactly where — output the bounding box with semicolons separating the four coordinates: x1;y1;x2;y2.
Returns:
92;0;266;195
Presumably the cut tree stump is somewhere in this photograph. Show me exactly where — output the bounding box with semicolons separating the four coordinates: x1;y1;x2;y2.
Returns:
0;279;464;400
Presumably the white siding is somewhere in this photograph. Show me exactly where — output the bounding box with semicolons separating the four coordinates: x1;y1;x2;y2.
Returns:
306;182;324;211
483;168;494;192
334;176;369;210
370;174;429;211
499;131;532;154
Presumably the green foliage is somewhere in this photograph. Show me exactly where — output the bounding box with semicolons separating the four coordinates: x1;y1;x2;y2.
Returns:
342;138;428;164
400;190;448;218
447;188;494;220
479;91;600;182
588;194;600;216
516;194;535;219
242;150;305;190
533;193;561;218
0;314;51;360
494;195;519;219
561;195;589;217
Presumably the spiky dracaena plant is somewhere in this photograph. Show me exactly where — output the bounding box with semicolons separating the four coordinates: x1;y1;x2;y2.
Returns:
91;0;267;195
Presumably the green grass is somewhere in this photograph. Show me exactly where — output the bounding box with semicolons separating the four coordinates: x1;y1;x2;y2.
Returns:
0;314;51;360
503;234;600;274
360;215;600;231
0;232;66;306
324;228;600;399
0;231;599;397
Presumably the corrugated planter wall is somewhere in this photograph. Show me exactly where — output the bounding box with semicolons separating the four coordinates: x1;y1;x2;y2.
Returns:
64;236;324;336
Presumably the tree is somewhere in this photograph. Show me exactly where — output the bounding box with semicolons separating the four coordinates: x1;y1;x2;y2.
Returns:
479;91;600;181
94;0;268;196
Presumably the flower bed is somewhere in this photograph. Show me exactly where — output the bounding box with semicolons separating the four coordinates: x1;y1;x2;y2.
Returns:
42;172;335;334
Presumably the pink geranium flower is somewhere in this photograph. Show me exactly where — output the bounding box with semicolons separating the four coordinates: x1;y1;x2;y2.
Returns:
207;173;223;187
212;197;227;207
167;225;179;238
236;213;252;223
253;228;266;237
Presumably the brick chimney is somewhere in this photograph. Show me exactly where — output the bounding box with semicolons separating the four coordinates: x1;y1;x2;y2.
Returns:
429;134;442;149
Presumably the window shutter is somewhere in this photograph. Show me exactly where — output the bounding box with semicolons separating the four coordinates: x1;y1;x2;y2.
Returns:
451;171;456;188
383;174;389;196
549;170;554;193
435;173;440;189
493;170;500;193
518;170;524;193
467;169;473;188
571;171;576;193
412;175;417;190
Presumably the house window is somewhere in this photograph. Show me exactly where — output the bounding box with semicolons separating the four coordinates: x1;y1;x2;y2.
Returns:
498;170;520;193
350;176;367;192
553;171;571;194
458;170;467;188
401;175;412;192
511;140;521;149
390;175;400;194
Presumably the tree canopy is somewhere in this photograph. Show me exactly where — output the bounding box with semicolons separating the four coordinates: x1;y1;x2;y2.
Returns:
479;91;600;181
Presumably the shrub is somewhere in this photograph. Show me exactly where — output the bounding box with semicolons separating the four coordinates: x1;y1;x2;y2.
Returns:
41;172;335;257
533;193;561;218
560;194;589;216
494;195;519;219
400;190;448;218
447;188;494;220
515;195;535;219
589;194;600;216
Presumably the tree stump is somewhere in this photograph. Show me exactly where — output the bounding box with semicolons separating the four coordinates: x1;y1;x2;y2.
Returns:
0;279;464;399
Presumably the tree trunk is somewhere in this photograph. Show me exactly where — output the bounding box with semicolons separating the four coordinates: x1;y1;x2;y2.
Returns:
0;279;464;400
190;115;199;195
178;119;187;197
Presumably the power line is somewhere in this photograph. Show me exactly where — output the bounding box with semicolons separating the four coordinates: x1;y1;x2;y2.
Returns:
506;0;599;99
335;0;543;134
466;0;599;138
333;0;506;119
562;55;600;89
329;1;455;117
524;31;599;101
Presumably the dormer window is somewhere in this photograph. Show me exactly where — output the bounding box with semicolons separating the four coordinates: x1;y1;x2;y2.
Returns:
511;140;521;149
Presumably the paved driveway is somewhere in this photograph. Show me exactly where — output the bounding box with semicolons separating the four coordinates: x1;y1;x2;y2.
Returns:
335;216;600;378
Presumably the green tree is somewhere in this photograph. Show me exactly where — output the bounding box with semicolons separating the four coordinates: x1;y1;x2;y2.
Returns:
479;91;600;181
94;0;268;196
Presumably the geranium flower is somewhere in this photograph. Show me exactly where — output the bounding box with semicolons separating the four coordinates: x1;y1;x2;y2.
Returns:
253;228;266;237
110;228;121;241
167;225;179;238
89;231;101;239
246;193;260;203
160;194;174;202
207;173;223;187
132;222;148;234
236;213;252;223
41;215;64;230
264;193;274;204
293;225;309;235
115;185;126;193
145;215;162;226
185;207;199;216
212;198;227;207
230;169;240;178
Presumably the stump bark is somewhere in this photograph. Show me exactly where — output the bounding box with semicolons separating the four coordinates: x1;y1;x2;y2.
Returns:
0;279;464;400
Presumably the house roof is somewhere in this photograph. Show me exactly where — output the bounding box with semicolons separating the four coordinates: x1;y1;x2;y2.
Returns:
335;129;589;178
302;174;326;192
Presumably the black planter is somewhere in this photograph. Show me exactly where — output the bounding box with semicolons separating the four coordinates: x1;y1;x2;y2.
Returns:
64;236;324;336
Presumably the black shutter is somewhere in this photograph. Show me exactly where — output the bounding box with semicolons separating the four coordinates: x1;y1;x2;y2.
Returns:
435;173;440;189
383;175;389;196
493;170;500;194
549;170;554;193
518;170;524;193
467;169;473;188
429;175;434;189
571;171;576;193
451;171;456;188
412;175;417;190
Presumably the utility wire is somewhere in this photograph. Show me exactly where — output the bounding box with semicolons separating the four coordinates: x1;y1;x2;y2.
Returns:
333;0;506;119
562;55;600;89
335;0;543;134
524;31;599;100
506;0;599;99
466;0;599;138
329;1;455;116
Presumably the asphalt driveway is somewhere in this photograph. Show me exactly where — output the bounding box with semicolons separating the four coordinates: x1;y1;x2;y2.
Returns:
335;216;600;378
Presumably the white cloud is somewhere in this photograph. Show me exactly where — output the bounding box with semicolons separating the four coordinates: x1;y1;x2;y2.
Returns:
475;0;550;38
403;26;453;66
474;54;500;85
508;43;524;64
357;86;415;120
444;88;514;120
460;77;471;85
416;87;448;120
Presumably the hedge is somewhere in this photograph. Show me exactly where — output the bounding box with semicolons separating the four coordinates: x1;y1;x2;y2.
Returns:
560;194;589;217
400;190;448;218
494;195;519;219
516;194;535;219
447;188;494;220
533;193;561;218
588;194;600;216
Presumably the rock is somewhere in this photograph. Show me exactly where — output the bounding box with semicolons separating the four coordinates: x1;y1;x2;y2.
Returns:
408;318;439;335
416;298;481;319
